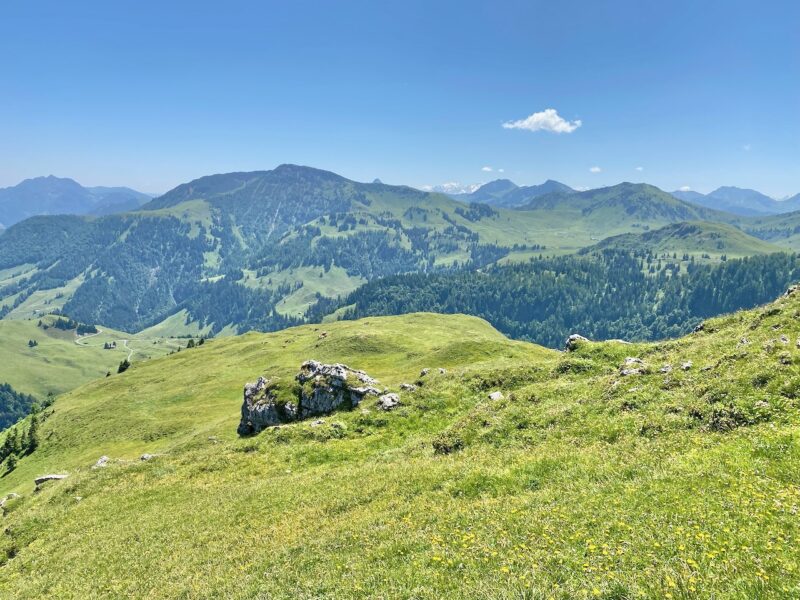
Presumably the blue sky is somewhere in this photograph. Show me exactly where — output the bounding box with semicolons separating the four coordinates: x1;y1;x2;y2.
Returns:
1;0;798;197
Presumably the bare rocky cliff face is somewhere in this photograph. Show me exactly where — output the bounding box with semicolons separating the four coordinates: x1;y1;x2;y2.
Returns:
237;360;381;435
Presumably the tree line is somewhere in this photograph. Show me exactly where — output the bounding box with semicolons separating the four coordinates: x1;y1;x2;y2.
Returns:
309;250;800;348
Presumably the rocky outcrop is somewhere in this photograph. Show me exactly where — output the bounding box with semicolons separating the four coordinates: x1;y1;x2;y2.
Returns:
237;377;297;435
488;391;504;401
565;334;589;351
238;361;381;435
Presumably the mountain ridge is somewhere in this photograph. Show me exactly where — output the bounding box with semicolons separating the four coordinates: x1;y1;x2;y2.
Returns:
0;165;795;338
671;185;800;216
0;176;151;227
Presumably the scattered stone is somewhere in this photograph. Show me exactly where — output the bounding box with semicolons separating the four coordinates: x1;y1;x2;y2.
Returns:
755;400;771;409
565;334;589;351
620;368;644;377
488;391;504;401
238;361;380;435
0;493;19;509
92;455;110;469
739;337;750;346
620;357;647;376
377;393;401;411
330;422;344;430
701;365;713;372
781;335;790;344
786;285;799;296
140;453;155;461
318;331;328;339
420;368;430;377
681;361;693;371
311;419;326;427
438;368;447;375
693;322;705;333
400;383;417;392
34;474;67;490
660;365;673;374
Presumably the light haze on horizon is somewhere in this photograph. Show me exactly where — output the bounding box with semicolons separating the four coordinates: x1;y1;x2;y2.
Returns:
1;0;798;197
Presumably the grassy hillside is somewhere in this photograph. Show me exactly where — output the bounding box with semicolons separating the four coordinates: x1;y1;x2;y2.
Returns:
738;210;800;250
0;315;185;399
1;300;800;597
588;221;782;259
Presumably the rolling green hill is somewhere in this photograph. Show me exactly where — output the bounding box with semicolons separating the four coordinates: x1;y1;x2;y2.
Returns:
0;315;185;399
1;167;779;338
587;221;782;258
1;294;800;597
736;210;800;250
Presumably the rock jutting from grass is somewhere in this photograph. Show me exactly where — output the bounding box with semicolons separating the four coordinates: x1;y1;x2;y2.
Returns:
565;334;589;352
237;360;381;435
377;393;401;411
34;474;67;491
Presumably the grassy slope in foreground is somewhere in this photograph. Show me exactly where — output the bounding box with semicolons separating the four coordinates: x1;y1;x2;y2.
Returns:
1;306;800;598
0;316;184;398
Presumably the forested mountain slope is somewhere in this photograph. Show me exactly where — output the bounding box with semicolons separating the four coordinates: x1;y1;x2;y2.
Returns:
315;249;800;347
2;167;766;337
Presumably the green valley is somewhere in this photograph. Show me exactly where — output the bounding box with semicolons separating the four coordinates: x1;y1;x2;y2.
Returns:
0;315;187;400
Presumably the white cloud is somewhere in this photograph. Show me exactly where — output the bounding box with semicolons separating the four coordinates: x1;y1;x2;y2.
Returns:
635;166;644;172
481;166;493;172
589;166;602;173
679;186;692;192
498;168;505;173
502;108;582;134
743;143;752;151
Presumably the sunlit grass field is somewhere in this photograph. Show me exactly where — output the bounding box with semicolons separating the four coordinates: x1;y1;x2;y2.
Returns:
1;299;799;598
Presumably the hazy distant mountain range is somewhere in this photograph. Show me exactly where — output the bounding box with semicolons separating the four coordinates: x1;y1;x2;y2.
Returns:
449;178;575;208
445;178;800;217
0;175;151;229
670;186;800;216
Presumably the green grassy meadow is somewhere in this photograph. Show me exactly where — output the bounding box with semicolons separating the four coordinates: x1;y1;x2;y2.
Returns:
0;295;799;597
0;316;186;399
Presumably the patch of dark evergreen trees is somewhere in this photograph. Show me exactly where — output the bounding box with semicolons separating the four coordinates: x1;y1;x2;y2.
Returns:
0;383;38;430
44;316;98;335
310;250;800;348
0;385;49;472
